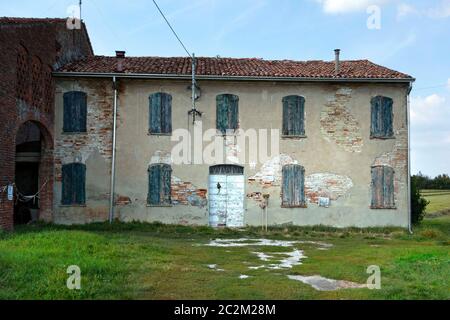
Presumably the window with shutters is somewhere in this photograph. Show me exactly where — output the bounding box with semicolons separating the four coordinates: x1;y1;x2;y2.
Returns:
371;96;394;139
216;94;239;134
149;92;172;134
61;163;86;205
371;165;395;209
281;164;306;208
147;163;172;206
63;91;87;133
282;95;305;137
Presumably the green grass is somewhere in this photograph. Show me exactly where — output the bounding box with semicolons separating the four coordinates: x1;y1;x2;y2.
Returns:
421;189;450;213
0;218;449;300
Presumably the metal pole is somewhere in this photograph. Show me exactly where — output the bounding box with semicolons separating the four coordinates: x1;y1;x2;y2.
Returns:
109;76;118;223
191;53;196;123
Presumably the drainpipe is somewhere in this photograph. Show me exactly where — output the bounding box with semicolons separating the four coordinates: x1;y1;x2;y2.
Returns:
407;83;413;234
109;76;118;223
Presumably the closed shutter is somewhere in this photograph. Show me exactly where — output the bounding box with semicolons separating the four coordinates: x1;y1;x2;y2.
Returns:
383;97;393;137
282;164;305;207
161;164;172;205
63;91;87;132
371;96;393;138
161;93;172;134
217;94;238;134
371;166;395;208
61;163;86;205
228;94;239;131
283;96;305;136
148;165;161;205
149;93;162;133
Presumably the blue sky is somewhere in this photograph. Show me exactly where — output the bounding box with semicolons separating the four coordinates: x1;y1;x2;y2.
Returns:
2;0;450;177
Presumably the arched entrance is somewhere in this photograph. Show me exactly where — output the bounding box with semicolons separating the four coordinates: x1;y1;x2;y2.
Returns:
208;165;245;228
14;121;53;225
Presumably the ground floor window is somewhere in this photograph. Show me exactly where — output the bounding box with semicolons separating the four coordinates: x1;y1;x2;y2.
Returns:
148;163;172;206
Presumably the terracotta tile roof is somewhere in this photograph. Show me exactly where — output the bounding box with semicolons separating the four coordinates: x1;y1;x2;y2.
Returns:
0;17;67;25
57;55;413;80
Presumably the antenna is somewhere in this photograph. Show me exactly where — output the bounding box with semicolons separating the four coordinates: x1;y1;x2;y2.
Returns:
188;53;202;124
79;0;82;22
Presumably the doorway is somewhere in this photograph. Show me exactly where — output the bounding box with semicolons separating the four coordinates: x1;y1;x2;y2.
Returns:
208;165;244;227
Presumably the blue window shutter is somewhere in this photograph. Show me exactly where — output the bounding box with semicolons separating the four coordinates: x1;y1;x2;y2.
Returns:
161;164;172;205
161;93;172;134
63;91;87;133
282;97;289;136
61;163;73;205
149;93;162;133
61;163;85;205
74;163;86;204
383;97;393;137
371;166;394;208
383;166;395;207
229;94;239;131
216;94;228;134
282;164;305;207
148;165;161;205
371;166;383;207
282;96;305;136
371;96;381;137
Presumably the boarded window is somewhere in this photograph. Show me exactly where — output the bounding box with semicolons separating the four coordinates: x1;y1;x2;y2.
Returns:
371;96;393;138
281;164;306;208
61;163;86;205
63;91;87;132
149;92;172;134
371;165;395;209
282;95;305;136
148;164;172;205
216;94;239;134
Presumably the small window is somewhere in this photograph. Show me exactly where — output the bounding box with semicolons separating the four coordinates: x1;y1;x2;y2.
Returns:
63;91;87;133
282;95;305;137
371;165;395;209
281;164;306;208
216;94;239;134
371;96;393;138
148;164;172;206
149;92;172;134
61;163;86;205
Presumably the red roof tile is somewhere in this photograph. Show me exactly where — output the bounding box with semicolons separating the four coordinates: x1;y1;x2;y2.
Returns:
57;56;413;80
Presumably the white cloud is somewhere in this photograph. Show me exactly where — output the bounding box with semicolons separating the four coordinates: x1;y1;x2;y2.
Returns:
427;0;450;18
315;0;389;14
410;94;447;125
397;3;419;19
447;78;450;90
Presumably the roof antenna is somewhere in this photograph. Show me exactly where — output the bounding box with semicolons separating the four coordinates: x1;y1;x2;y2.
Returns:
79;0;82;22
188;53;202;124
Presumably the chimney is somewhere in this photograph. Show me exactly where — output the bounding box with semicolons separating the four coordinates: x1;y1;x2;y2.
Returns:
115;50;125;72
334;49;340;75
115;50;126;58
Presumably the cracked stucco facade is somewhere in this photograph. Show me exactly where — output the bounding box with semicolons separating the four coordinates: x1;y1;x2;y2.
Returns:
53;79;410;228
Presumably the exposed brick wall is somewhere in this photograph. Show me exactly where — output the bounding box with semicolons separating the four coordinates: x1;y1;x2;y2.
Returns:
0;20;92;230
171;176;208;207
305;173;353;204
320;88;363;153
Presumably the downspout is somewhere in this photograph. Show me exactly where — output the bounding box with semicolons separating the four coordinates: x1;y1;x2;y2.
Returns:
407;83;413;234
109;76;118;223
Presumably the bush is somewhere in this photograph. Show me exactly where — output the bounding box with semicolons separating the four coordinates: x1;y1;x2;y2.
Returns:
411;176;429;225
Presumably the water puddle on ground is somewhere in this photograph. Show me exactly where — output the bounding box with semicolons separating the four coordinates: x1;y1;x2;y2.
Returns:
202;238;365;291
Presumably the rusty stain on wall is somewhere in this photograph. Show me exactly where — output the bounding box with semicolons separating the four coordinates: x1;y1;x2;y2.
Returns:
305;173;353;204
320;88;363;153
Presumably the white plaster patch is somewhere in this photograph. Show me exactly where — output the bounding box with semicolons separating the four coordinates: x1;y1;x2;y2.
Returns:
305;173;353;204
287;275;367;291
248;154;298;186
150;150;172;165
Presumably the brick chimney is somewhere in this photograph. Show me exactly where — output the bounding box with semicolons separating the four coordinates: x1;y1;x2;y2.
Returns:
115;50;125;58
115;50;125;72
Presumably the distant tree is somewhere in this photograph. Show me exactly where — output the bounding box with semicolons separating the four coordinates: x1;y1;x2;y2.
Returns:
411;175;429;225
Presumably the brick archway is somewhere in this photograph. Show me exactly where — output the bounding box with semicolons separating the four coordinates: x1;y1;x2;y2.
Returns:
0;120;54;230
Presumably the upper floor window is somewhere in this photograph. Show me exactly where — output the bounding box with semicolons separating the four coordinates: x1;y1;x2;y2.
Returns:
371;96;393;139
281;164;306;208
149;92;172;134
216;94;239;134
63;91;87;133
282;95;305;137
148;163;172;206
61;163;86;205
371;165;395;209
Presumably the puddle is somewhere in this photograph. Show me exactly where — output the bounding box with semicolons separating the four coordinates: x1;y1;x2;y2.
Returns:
203;238;332;249
239;275;249;279
287;275;367;291
251;249;305;269
207;264;224;271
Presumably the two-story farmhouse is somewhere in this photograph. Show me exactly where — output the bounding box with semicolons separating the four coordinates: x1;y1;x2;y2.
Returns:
51;51;414;228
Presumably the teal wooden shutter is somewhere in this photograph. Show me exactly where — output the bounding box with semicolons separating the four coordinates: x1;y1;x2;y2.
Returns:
61;164;73;205
216;94;228;134
383;166;395;208
371;96;382;137
161;164;172;205
149;93;162;133
148;165;161;205
282;164;305;207
161;93;172;134
228;94;239;131
282;96;305;136
63;91;87;132
382;97;393;137
371;166;394;208
371;166;383;208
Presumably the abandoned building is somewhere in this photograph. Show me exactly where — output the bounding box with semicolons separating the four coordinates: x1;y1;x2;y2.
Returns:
0;17;415;231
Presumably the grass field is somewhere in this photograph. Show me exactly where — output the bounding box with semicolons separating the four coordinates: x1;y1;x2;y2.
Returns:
0;216;449;300
421;189;450;213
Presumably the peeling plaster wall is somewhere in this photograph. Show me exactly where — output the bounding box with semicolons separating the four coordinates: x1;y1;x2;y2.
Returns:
53;78;410;228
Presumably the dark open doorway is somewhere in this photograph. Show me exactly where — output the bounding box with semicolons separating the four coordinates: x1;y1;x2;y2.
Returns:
14;122;42;225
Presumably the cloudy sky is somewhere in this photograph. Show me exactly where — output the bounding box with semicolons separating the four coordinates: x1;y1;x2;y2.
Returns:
2;0;449;177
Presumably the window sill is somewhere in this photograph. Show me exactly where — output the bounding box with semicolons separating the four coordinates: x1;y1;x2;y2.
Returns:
59;204;86;207
281;204;307;208
370;136;395;140
146;204;173;207
282;135;307;140
61;131;88;135
148;132;172;136
370;206;397;210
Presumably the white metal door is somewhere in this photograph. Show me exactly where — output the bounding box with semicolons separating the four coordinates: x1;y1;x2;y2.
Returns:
209;174;244;227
